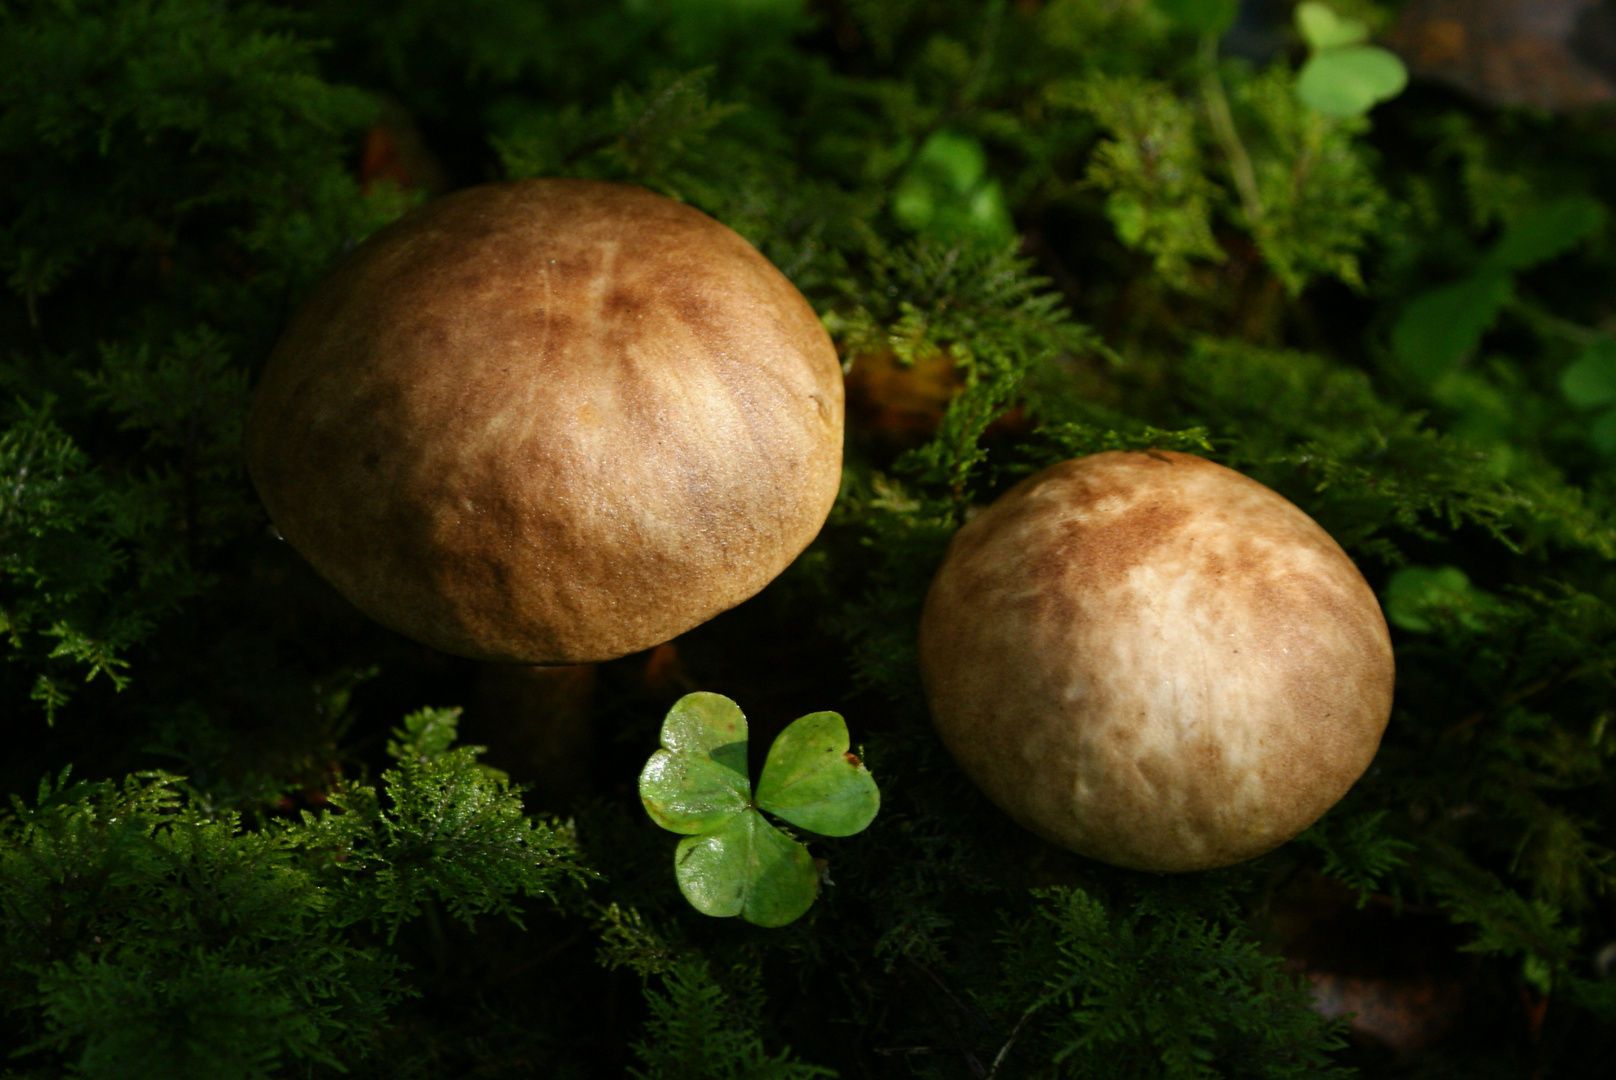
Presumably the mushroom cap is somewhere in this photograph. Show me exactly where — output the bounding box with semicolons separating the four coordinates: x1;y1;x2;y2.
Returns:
917;451;1394;872
245;179;844;664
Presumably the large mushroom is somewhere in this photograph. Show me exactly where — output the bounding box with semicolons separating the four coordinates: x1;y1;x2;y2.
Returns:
917;451;1394;872
246;179;843;664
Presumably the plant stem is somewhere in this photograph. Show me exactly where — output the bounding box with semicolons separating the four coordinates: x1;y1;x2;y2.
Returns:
1199;34;1262;226
1508;295;1605;347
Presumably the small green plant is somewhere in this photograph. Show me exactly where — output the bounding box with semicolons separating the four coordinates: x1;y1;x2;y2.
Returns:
1560;338;1616;452
1293;2;1407;119
892;130;1016;248
1382;564;1505;634
639;692;879;928
0;707;586;1077
1392;194;1605;383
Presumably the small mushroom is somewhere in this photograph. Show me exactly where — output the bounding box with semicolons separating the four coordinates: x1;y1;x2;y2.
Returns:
246;179;843;664
917;451;1394;872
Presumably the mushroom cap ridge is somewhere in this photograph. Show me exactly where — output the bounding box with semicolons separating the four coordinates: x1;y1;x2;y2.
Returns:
246;179;844;664
917;451;1394;872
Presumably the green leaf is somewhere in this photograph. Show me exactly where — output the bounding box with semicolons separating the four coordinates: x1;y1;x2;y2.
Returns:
673;809;818;927
1383;565;1498;634
387;706;462;764
1485;195;1606;272
1391;270;1514;382
638;693;751;835
1523;953;1555;996
1152;0;1238;35
1295;46;1407;118
1561;339;1616;409
755;712;880;837
1295;2;1368;50
1104;193;1149;247
660;690;749;759
912;129;986;191
892;130;1015;247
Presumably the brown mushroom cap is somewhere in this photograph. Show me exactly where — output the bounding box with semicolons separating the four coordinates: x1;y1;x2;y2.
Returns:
917;451;1394;872
245;179;844;664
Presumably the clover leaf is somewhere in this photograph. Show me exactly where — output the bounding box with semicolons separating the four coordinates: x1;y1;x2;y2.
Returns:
1295;1;1367;50
755;711;880;836
639;692;750;834
1559;338;1616;455
639;692;880;927
1293;2;1407;119
1561;339;1616;410
674;811;818;926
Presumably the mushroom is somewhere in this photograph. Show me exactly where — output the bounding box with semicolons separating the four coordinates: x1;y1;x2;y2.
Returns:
246;179;844;664
917;451;1394;872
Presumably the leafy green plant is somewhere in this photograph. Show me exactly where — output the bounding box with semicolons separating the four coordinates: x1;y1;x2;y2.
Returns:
1392;195;1606;383
1293;2;1407;119
639;692;879;927
1383;564;1505;634
984;886;1351;1079
1137;0;1397;296
0;708;585;1078
1559;337;1616;453
630;959;835;1080
892;129;1015;247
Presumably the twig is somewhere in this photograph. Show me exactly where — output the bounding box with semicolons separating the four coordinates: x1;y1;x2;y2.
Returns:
986;1008;1037;1078
1508;296;1606;347
987;972;1082;1078
1198;34;1262;226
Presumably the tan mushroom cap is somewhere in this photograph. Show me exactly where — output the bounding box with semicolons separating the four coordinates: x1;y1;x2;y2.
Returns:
246;179;844;664
917;451;1394;872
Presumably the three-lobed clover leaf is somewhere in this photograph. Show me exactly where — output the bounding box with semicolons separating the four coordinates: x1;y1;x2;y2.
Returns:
638;692;880;927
